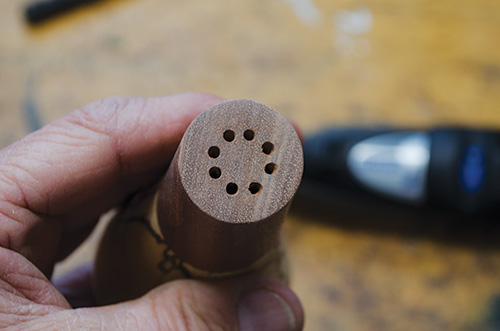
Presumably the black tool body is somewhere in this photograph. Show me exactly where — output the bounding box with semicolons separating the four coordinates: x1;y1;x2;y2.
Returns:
303;127;500;215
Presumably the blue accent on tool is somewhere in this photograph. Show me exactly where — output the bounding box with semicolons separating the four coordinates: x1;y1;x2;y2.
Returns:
460;145;485;195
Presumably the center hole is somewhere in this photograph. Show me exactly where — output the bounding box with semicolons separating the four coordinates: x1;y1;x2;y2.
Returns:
249;182;262;195
244;129;255;141
226;183;238;195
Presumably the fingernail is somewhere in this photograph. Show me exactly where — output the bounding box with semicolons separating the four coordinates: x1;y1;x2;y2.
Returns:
238;289;297;331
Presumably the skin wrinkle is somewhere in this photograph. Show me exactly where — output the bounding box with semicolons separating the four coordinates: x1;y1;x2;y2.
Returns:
0;201;27;226
45;103;121;203
147;295;164;331
30;128;101;147
105;97;164;176
0;289;65;329
58;311;73;331
124;303;149;331
0;313;33;328
0;175;12;201
179;292;198;331
0;248;69;308
0;279;26;300
184;301;217;331
0;296;35;319
163;281;235;331
152;286;182;330
2;161;51;220
62;97;150;181
74;98;116;133
189;283;229;331
13;314;64;331
9;302;46;318
0;230;13;263
3;164;47;216
105;100;130;177
0;207;42;270
22;135;90;147
112;311;125;331
64;110;108;138
42;151;113;216
0;171;32;215
0;117;111;217
118;99;153;175
124;310;138;331
1;276;34;301
153;284;195;331
2;269;46;302
24;277;57;306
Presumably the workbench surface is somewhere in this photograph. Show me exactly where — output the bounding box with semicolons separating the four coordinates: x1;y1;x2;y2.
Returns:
1;1;500;329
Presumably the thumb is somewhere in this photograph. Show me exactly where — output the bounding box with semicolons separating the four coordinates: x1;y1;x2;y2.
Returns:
33;276;304;330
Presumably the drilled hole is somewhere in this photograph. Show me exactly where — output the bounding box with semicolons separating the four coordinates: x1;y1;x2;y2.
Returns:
223;130;235;142
209;167;221;179
208;146;220;158
226;183;238;195
265;163;277;174
262;142;274;155
244;129;255;141
249;182;262;195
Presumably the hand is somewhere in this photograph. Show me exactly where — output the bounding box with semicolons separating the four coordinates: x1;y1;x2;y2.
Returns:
0;93;304;330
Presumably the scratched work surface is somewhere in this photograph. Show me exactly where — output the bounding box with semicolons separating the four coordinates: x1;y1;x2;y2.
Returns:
1;0;500;330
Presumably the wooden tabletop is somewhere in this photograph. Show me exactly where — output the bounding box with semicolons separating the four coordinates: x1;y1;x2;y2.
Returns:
1;0;500;329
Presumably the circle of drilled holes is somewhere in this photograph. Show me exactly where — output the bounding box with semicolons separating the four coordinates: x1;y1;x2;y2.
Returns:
212;130;278;195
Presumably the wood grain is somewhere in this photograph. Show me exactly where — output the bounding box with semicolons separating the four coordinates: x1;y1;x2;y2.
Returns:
158;99;303;272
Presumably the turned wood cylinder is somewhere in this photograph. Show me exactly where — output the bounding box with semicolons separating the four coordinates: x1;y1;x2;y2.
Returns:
157;99;303;272
92;99;303;304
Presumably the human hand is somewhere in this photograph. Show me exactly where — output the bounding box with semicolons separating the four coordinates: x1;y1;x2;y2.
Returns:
0;93;304;330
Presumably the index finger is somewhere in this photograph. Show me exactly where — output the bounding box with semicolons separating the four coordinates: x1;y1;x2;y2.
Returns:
0;92;224;272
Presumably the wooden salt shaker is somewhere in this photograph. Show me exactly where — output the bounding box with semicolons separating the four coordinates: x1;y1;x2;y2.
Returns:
93;100;303;304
